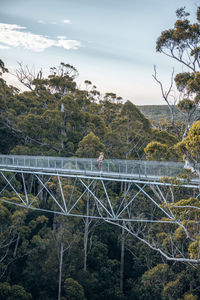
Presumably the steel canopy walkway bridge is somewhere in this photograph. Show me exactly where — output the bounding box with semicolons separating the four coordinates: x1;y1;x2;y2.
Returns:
0;155;199;225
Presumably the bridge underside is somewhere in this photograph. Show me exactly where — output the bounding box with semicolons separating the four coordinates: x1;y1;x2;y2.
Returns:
1;155;200;262
0;168;199;225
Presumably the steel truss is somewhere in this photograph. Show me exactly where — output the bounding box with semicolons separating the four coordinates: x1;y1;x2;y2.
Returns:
0;168;199;226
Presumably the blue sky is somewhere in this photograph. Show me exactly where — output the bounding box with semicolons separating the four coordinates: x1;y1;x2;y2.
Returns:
0;0;198;105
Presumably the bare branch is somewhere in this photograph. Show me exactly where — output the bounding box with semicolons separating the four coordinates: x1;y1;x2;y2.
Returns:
152;65;176;126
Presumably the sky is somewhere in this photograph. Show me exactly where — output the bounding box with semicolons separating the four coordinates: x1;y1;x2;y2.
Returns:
0;0;199;105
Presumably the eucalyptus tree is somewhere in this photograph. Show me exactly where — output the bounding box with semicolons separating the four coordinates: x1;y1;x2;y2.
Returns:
140;263;199;299
151;6;200;172
99;92;122;127
0;61;106;157
156;6;200;138
148;6;200;163
108;101;152;159
0;282;32;300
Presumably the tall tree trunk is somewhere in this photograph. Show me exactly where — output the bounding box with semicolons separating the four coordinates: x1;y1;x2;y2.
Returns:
13;234;20;257
84;191;89;271
84;216;89;271
58;241;64;300
37;175;44;203
120;224;125;292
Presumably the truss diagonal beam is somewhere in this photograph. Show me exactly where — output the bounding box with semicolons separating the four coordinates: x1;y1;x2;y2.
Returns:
79;178;113;218
58;175;67;212
101;180;115;218
135;183;174;220
67;177;78;211
0;173;16;196
28;176;52;207
35;175;66;213
1;172;26;206
116;182;132;215
117;184;146;218
21;173;28;205
0;165;199;225
67;179;94;214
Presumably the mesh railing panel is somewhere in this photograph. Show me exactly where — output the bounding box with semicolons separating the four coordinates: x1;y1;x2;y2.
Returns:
0;155;186;178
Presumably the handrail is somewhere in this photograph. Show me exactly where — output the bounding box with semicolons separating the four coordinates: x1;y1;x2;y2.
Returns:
0;155;186;179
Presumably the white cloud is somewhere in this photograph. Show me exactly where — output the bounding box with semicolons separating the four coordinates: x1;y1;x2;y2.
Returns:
37;20;57;25
63;19;71;24
0;22;80;52
0;44;10;49
57;37;80;50
0;23;25;30
37;20;46;24
57;35;66;39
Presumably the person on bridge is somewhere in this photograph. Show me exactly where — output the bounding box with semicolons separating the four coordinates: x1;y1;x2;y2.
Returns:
97;152;104;171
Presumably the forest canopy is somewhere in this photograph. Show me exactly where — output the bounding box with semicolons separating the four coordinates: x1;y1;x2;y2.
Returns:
1;5;200;300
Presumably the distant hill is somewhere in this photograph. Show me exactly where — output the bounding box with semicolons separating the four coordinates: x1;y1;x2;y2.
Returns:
137;105;200;122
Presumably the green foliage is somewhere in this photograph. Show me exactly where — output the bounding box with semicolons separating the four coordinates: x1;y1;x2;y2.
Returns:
107;100;152;159
140;264;174;299
0;282;11;299
8;284;32;300
175;121;200;162
161;272;186;300
76;132;106;158
151;128;178;146
156;5;200;137
183;293;198;300
185;121;200;156
64;278;86;300
175;72;193;92
176;7;190;19
0;59;8;75
188;237;200;260
144;141;170;160
0;282;32;300
121;101;151;132
177;99;196;113
156;15;200;54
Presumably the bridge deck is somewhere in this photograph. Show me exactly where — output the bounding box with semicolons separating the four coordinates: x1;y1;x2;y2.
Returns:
0;155;188;181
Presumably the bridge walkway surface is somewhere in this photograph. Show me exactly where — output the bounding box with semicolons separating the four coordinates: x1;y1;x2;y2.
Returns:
0;154;196;182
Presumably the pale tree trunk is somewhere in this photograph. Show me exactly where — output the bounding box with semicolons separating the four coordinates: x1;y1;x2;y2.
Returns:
37;175;44;203
84;215;89;271
120;224;125;292
84;190;90;271
58;241;64;300
120;184;127;292
13;234;20;257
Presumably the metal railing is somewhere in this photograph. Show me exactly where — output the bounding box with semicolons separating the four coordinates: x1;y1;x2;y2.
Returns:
0;155;186;179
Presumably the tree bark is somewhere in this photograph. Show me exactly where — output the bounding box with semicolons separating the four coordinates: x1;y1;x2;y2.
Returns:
120;224;125;292
13;234;20;257
84;191;90;271
84;216;89;271
58;242;64;300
